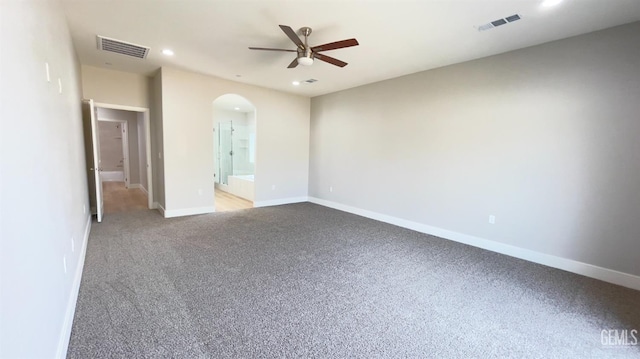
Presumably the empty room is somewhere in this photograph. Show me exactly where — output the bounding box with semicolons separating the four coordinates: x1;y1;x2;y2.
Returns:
1;0;640;358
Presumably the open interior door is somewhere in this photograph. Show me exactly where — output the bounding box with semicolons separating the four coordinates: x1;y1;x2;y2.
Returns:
82;99;104;222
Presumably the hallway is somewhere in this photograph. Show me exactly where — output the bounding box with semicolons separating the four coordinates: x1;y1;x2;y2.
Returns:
102;181;148;213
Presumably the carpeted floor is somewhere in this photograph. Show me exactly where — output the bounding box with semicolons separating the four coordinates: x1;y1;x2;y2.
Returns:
67;203;640;358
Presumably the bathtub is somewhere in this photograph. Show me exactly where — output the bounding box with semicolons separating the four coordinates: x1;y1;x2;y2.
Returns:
226;174;254;201
232;175;254;181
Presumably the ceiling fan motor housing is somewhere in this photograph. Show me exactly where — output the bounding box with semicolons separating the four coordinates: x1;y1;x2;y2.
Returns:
297;47;314;66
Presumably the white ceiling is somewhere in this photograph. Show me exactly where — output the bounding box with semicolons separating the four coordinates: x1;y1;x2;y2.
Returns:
62;0;640;97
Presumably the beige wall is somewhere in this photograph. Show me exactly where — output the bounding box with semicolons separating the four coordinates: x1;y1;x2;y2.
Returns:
160;67;310;216
81;65;151;108
310;22;640;278
82;65;158;202
0;0;89;357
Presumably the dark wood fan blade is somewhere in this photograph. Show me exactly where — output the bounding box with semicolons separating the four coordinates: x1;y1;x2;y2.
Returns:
311;38;359;52
279;25;304;49
249;47;297;52
287;57;299;68
314;53;347;67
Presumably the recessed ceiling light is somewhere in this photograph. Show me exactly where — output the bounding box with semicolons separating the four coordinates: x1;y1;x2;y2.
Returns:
541;0;562;7
162;49;174;56
292;81;300;86
234;107;240;110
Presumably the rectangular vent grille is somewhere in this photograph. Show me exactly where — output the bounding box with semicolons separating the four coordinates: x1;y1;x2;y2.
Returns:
96;35;150;59
477;14;522;32
491;19;507;27
305;79;318;83
505;14;521;22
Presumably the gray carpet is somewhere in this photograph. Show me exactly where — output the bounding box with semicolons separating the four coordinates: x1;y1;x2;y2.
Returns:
67;203;640;358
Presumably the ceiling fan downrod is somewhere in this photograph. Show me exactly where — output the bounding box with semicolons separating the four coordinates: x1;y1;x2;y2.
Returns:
298;27;314;65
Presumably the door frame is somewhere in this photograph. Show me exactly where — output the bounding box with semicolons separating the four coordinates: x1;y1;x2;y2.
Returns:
94;102;154;209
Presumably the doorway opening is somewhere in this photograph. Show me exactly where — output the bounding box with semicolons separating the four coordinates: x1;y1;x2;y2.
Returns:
213;94;256;212
96;104;153;214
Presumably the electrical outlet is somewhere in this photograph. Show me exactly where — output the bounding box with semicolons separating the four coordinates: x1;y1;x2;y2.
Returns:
45;62;50;82
83;204;86;214
329;186;333;192
198;189;203;195
71;237;75;252
271;185;276;191
63;256;67;274
489;215;496;224
58;78;62;93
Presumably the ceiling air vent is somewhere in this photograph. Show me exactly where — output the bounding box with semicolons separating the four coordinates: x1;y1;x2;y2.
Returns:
305;79;318;84
505;14;521;22
477;14;522;32
96;35;150;59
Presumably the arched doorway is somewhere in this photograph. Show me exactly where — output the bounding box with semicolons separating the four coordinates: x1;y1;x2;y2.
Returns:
213;94;256;211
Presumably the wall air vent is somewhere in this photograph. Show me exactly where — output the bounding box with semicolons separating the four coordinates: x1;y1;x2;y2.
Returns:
96;35;150;59
477;14;522;32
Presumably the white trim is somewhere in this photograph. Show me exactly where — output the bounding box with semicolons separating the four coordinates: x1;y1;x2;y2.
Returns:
156;202;165;216
93;102;147;112
253;196;308;208
307;197;640;291
163;206;215;218
56;215;91;359
121;120;130;188
100;171;124;182
130;183;149;196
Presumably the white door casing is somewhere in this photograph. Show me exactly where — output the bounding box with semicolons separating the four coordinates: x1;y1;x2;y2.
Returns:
87;99;104;222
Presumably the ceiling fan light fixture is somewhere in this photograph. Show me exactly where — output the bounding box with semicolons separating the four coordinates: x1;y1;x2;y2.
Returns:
297;56;314;66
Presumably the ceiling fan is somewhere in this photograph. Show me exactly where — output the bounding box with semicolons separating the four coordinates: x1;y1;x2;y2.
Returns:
249;25;359;68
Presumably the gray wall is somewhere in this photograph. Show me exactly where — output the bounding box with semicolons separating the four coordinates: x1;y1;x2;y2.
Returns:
309;22;640;277
137;112;149;191
152;70;165;207
0;0;90;357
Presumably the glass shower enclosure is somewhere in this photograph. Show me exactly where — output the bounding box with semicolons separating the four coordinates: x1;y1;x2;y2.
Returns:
218;121;233;185
217;120;253;185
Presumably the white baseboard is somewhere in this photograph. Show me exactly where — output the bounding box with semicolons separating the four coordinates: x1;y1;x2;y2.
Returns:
101;171;124;182
129;183;149;195
156;202;165;216
308;197;640;291
163;205;215;218
56;214;91;359
253;196;308;208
